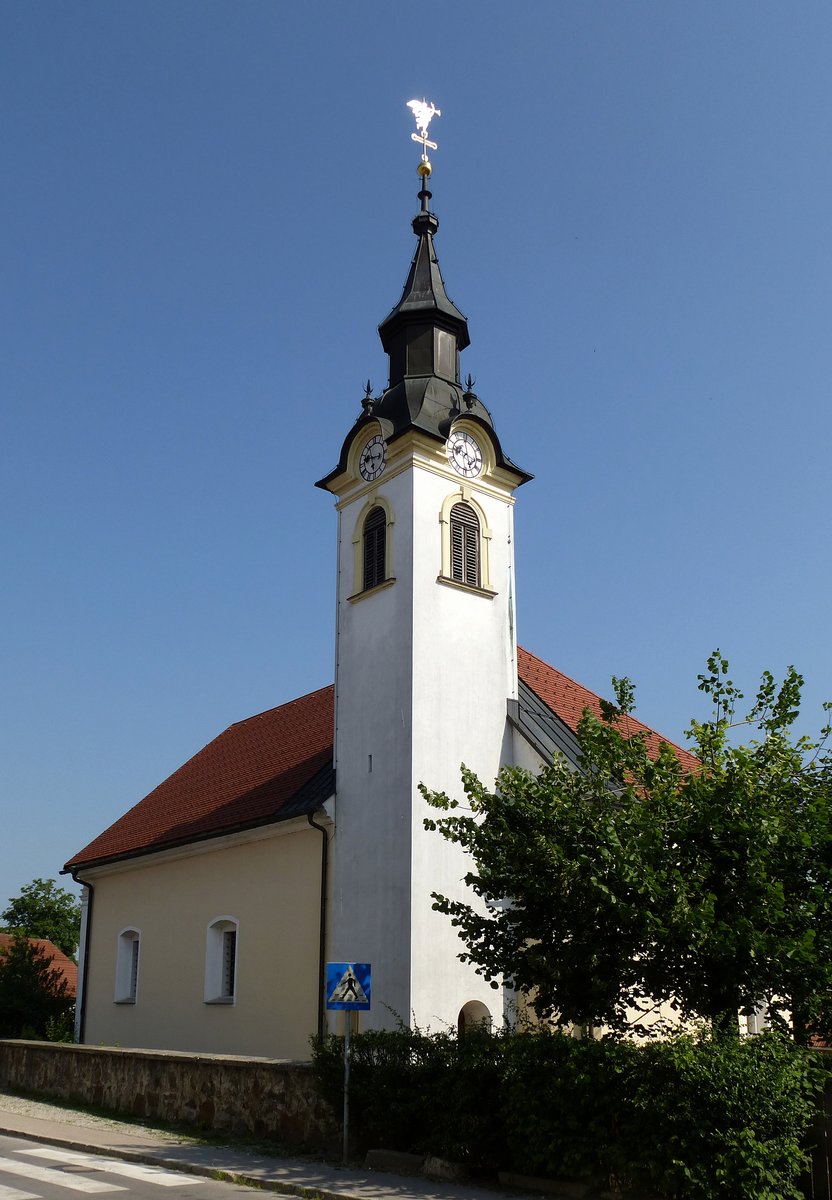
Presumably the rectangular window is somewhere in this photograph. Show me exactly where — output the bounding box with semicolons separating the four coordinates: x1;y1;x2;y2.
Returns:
435;329;456;380
450;503;479;587
222;929;237;1000
363;507;387;590
464;525;478;584
129;939;139;1000
407;326;433;375
451;521;464;579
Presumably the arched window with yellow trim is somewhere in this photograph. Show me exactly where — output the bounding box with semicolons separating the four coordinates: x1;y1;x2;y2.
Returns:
438;490;494;595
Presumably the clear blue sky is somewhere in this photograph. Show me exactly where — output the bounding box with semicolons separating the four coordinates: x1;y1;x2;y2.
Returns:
3;2;830;904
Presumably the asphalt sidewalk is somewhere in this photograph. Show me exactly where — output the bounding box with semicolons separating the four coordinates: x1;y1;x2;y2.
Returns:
0;1093;544;1200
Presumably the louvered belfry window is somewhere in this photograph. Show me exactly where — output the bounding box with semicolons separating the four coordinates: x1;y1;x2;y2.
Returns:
363;506;386;590
450;502;479;586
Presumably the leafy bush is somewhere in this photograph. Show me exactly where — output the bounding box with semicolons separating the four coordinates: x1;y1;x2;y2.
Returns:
312;1023;505;1167
617;1033;825;1200
501;1032;635;1181
45;1008;75;1042
312;1027;825;1198
0;933;73;1038
423;657;832;1039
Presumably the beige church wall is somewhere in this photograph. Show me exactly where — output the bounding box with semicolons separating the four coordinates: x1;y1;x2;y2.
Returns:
80;823;322;1060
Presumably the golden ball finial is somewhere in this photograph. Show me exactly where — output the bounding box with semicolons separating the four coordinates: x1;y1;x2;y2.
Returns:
417;158;432;178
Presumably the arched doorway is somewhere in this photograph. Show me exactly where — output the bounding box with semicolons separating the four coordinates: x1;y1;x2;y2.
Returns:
457;1000;492;1037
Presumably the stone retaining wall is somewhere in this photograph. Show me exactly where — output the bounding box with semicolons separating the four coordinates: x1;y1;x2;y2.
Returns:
0;1041;336;1151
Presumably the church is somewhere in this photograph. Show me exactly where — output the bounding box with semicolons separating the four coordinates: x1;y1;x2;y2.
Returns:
64;134;695;1060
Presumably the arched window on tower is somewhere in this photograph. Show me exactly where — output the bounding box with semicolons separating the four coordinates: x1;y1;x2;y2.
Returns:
363;506;387;590
438;491;493;595
450;502;479;587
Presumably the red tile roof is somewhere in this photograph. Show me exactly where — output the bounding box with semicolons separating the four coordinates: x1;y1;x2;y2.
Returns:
0;934;78;998
517;646;699;772
65;651;696;872
65;685;335;871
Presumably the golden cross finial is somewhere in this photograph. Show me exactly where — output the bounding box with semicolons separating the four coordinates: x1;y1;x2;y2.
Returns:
406;99;440;175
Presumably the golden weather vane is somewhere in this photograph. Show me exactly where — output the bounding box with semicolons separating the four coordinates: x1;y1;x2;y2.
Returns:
406;99;441;177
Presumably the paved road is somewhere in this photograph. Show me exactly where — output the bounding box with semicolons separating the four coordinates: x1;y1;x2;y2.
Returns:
0;1137;270;1200
0;1095;546;1200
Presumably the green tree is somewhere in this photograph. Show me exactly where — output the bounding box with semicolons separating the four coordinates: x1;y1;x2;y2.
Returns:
2;878;81;959
422;654;832;1037
0;933;73;1039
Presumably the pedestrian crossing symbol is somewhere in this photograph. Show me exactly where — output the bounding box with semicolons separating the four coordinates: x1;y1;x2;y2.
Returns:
326;961;371;1010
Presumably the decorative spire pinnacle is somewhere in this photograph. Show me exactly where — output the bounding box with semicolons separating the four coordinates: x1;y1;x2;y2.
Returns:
463;374;478;411
361;380;375;415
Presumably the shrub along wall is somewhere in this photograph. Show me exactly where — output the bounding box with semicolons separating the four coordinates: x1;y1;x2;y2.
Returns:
0;1040;336;1150
312;1028;828;1200
1;1033;827;1198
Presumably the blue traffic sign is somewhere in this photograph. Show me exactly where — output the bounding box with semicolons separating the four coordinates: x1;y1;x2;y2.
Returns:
326;962;371;1010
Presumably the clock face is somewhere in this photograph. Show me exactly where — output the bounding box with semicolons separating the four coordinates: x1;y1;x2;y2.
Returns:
447;430;483;478
358;434;387;481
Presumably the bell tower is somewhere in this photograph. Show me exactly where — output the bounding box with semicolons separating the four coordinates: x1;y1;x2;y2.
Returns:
317;106;531;1030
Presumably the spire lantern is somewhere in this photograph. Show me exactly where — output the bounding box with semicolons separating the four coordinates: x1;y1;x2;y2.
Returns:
316;102;531;492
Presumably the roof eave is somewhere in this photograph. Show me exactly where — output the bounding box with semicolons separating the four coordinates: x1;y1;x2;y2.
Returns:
63;801;325;876
65;761;336;876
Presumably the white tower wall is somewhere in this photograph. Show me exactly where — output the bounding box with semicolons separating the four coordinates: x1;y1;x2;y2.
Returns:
329;437;519;1031
330;464;415;1025
409;464;517;1028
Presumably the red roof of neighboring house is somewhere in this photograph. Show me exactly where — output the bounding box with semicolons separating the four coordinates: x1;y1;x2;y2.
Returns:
517;647;700;773
0;934;77;999
65;650;697;872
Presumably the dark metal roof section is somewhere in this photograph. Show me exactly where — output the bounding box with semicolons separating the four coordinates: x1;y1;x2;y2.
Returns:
372;179;485;443
378;185;470;355
317;179;531;490
508;681;583;770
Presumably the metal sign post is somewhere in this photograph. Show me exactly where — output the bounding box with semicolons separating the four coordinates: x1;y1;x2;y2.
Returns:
326;962;371;1164
343;1012;351;1162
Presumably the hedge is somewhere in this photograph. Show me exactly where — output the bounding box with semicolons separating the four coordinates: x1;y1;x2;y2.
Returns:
312;1027;826;1199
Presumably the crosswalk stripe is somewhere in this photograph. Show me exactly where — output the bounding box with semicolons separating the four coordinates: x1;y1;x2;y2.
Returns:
20;1150;190;1188
0;1185;40;1200
0;1157;126;1194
